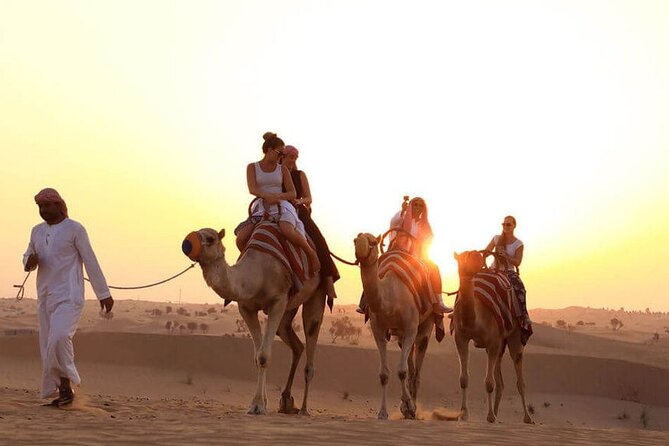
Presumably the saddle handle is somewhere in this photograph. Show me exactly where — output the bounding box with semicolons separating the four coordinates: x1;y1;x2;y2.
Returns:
379;227;417;254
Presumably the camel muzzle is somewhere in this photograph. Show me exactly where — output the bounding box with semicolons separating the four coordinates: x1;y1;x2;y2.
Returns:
182;231;202;261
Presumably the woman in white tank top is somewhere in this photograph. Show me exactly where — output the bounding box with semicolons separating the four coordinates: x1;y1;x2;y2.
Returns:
484;215;532;344
235;132;320;273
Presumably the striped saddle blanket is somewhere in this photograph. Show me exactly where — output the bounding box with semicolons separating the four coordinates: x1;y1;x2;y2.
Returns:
240;221;317;297
378;250;433;316
472;270;519;332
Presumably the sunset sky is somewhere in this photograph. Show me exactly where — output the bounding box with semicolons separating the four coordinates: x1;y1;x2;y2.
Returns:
2;0;668;311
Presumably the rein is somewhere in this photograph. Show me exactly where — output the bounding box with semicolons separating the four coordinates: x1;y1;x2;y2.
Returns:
13;271;31;301
14;263;197;300
85;263;197;290
329;251;359;266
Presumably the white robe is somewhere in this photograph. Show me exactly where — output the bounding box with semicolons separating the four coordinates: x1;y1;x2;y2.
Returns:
23;218;110;398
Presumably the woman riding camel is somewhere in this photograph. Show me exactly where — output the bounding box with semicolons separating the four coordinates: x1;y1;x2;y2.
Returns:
358;197;451;314
484;215;532;344
234;132;320;273
393;197;452;313
281;145;340;303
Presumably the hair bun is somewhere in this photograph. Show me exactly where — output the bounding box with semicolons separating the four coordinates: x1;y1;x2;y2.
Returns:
263;132;277;141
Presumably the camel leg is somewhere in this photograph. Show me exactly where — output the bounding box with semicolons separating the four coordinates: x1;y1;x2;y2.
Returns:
485;343;503;423
454;331;470;421
508;332;534;424
407;344;416;400
276;308;302;414
398;328;418;419
411;322;432;403
299;288;326;416
240;298;288;415
493;347;505;417
371;322;390;420
238;306;267;415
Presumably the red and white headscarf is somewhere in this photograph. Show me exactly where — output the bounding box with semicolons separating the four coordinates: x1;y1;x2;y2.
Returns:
34;187;68;218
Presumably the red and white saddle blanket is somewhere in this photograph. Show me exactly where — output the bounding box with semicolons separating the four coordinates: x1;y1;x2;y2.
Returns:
240;221;317;297
378;250;434;317
472;271;518;332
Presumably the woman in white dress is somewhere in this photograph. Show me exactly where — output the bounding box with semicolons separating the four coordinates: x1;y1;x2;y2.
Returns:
235;132;320;273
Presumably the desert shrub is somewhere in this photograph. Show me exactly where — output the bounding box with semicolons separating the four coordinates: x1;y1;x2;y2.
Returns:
556;320;567;329
151;308;163;316
235;319;249;334
187;321;198;333
329;316;360;344
652;332;660;342
177;307;192;317
165;321;173;332
199;323;209;334
207;307;217;314
576;320;584;326
165;306;173;314
610;318;624;331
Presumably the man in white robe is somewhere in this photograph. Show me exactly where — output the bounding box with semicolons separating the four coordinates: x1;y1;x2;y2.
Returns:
23;188;114;406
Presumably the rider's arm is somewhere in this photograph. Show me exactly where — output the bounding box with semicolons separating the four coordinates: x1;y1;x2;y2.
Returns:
246;163;265;199
280;165;297;201
506;244;524;268
484;237;496;252
295;171;312;206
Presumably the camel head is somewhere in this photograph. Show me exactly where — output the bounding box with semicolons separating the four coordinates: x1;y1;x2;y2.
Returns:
453;250;486;277
182;228;226;264
354;233;381;266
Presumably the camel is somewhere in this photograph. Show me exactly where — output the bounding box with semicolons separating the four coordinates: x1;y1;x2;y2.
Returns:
354;233;436;419
452;250;533;424
182;226;325;415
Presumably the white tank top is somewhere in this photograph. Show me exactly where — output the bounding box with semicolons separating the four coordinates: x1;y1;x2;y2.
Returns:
491;235;523;271
254;162;282;195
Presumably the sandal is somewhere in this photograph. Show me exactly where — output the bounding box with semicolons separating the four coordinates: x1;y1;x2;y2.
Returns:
51;387;75;407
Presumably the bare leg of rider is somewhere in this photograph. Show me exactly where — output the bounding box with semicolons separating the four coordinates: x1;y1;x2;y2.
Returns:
429;262;452;313
235;224;254;252
279;221;321;274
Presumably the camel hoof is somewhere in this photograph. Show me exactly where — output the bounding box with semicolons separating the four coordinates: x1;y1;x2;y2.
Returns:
459;409;468;421
524;415;535;424
247;404;267;415
278;395;299;414
487;413;496;423
377;409;389;420
298;408;310;416
400;400;416;419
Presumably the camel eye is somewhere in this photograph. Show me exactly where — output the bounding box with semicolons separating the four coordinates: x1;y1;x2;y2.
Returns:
205;236;215;245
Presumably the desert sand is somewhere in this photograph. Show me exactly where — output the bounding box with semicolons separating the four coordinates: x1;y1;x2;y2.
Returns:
2;298;669;445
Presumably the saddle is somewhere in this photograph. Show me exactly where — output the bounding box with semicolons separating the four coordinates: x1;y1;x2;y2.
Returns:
239;221;318;302
378;249;445;342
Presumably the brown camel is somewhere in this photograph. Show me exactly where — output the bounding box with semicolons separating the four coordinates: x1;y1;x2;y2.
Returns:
182;227;325;415
354;233;435;419
452;250;533;424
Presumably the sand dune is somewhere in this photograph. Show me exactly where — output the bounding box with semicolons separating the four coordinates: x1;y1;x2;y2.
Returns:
2;298;669;444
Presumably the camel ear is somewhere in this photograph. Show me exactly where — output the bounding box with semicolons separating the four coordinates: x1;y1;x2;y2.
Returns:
218;229;226;240
453;251;459;260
